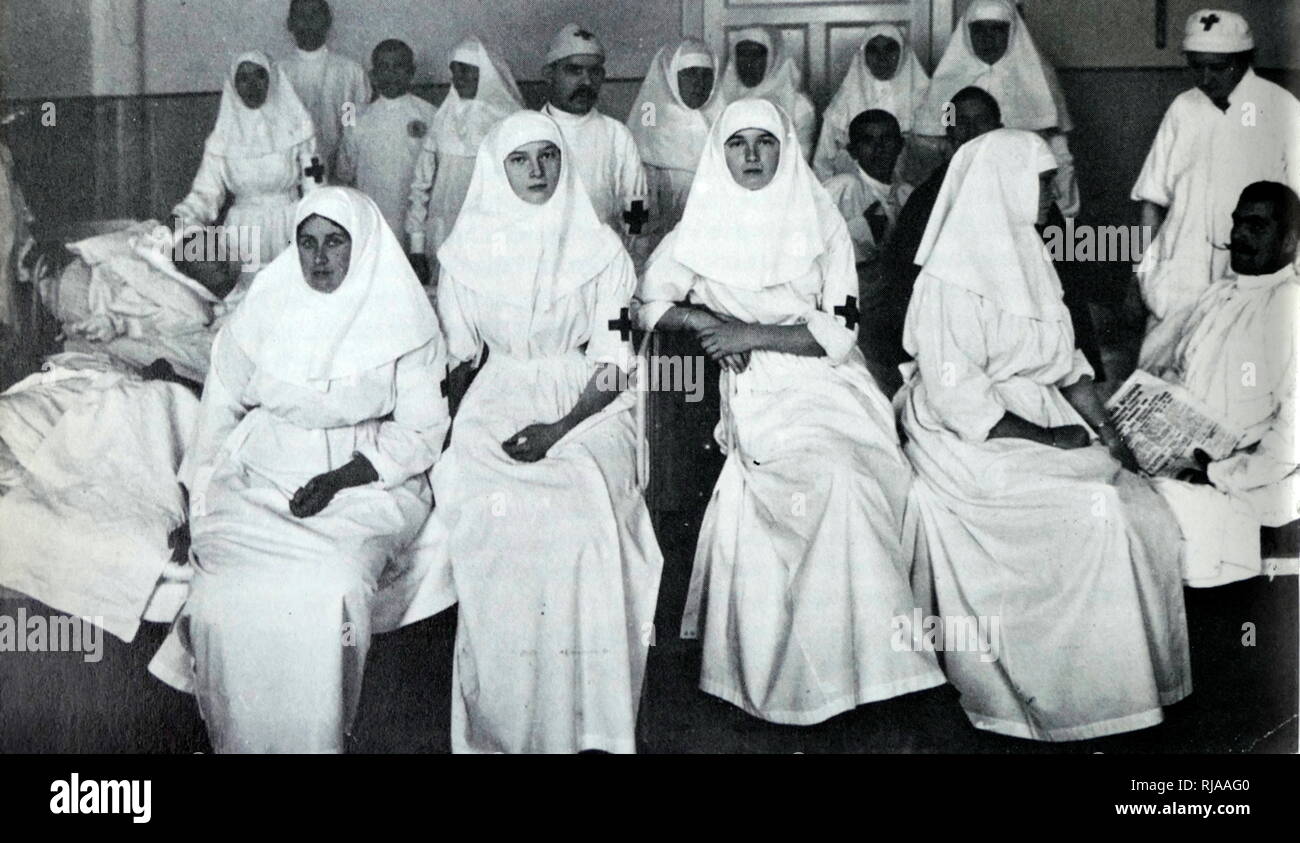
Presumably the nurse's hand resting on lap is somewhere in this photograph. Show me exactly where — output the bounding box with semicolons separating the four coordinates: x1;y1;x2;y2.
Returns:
290;454;379;517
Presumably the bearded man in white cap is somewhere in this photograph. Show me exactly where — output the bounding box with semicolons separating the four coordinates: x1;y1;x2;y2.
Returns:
1131;8;1300;372
540;24;649;250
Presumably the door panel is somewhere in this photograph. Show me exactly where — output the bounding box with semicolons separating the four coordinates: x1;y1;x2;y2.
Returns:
703;0;954;108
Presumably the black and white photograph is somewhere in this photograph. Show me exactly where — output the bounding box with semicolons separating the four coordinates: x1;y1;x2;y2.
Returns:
0;0;1295;821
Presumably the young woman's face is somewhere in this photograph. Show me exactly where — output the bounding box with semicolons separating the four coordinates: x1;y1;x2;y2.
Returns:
297;214;352;292
234;61;270;109
734;41;768;88
450;61;480;99
863;35;901;81
968;20;1011;65
504;141;562;205
724;128;780;190
676;67;715;110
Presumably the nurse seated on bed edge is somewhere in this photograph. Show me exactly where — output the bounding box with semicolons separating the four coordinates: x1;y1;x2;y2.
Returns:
152;187;450;753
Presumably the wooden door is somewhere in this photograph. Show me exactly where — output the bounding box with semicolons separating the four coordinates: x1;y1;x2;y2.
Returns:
697;0;955;110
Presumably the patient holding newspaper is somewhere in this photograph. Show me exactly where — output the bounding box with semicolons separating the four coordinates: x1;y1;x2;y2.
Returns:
1107;182;1299;587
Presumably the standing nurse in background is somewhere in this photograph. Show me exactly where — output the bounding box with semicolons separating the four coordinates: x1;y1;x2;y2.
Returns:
171;51;318;268
626;37;722;245
406;37;523;285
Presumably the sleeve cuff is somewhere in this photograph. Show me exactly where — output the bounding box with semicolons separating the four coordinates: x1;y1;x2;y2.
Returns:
354;447;406;491
804;309;855;365
637;300;674;332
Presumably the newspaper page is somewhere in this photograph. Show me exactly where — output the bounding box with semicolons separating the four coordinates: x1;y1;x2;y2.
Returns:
1105;369;1242;478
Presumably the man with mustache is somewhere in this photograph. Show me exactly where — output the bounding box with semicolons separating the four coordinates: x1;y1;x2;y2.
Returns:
1131;9;1300;373
1146;181;1300;587
540;24;649;249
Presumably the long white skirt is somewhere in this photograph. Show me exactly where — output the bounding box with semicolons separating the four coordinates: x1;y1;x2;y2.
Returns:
424;351;663;753
899;378;1192;741
683;350;946;725
149;412;432;753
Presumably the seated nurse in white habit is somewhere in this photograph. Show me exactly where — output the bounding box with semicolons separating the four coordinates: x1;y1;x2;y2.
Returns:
413;111;663;753
897;129;1190;741
1149;181;1300;587
149;187;451;753
638;98;945;726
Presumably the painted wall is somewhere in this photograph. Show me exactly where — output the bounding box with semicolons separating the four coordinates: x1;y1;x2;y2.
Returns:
3;0;689;99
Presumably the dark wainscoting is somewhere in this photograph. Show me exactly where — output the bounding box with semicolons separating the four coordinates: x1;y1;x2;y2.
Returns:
3;68;1295;241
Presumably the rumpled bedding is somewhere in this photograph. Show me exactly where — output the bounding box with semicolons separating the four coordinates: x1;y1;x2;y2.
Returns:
0;354;198;642
48;220;230;382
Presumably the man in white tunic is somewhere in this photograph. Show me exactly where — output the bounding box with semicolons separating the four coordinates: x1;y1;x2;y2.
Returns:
539;25;649;249
1131;9;1300;372
335;40;438;249
821;109;912;264
912;0;1078;216
278;0;371;182
898;129;1189;741
813;24;930;181
716;27;817;162
1149;181;1300;587
627;38;723;246
406;37;523;284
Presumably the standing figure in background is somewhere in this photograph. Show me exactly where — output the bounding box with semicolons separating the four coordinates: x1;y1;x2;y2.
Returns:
279;0;370;182
814;24;929;181
335;40;438;253
627;37;722;246
716;27;817;161
911;0;1078;216
821;109;911;265
171;51;318;268
1131;9;1300;372
406;37;523;285
539;24;649;258
421;112;663;753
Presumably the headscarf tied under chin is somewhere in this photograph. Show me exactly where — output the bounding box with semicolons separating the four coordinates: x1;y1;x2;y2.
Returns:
228;187;441;386
436;110;623;307
205;50;315;158
911;128;1068;325
671;98;841;291
913;0;1072;136
825;24;930;135
716;26;809;122
626;38;723;172
429;37;525;158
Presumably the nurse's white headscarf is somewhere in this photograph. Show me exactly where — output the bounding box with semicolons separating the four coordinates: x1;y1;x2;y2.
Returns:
913;0;1072;136
716;26;809;122
436;111;623;306
627;38;723;172
671;98;841;291
912;128;1068;324
825;24;930;135
228;187;441;386
205;51;314;158
429;37;524;158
